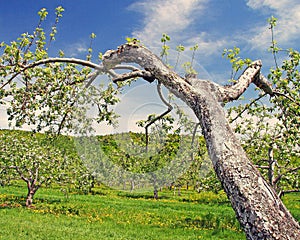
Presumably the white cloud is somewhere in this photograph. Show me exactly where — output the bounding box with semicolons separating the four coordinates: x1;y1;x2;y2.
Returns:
65;42;88;57
246;0;300;49
246;0;291;10
186;32;229;57
129;0;209;47
128;0;232;79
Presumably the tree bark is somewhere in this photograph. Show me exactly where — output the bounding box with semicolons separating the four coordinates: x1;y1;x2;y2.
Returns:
103;43;300;239
26;182;38;208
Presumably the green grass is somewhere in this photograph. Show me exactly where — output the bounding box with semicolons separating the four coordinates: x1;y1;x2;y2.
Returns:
0;185;299;240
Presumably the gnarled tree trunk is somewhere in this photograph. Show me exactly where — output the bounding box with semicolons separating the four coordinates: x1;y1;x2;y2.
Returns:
102;43;300;239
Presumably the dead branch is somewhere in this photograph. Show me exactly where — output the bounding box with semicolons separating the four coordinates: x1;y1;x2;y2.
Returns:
111;69;155;83
144;82;173;152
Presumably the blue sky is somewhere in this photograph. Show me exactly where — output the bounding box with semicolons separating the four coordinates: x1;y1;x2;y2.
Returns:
1;0;300;133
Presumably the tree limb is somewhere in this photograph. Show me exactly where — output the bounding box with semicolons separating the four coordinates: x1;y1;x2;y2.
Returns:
219;61;273;102
112;64;140;71
273;90;300;108
111;69;155;83
1;57;104;89
253;73;274;96
255;165;270;169
279;189;300;198
102;44;196;106
7;165;28;182
21;57;103;71
273;166;300;185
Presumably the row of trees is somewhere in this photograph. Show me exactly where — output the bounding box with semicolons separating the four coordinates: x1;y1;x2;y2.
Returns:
0;128;216;203
0;7;299;238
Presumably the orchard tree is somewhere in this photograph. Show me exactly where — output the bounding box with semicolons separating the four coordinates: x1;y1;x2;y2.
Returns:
0;130;91;207
0;7;299;239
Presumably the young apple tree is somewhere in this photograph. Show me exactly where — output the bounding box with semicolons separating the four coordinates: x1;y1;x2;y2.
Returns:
0;130;91;207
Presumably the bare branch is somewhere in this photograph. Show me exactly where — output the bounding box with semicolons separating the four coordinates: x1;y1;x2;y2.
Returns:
255;165;270;169
23;57;103;71
1;57;104;89
273;166;300;185
273;90;300;108
191;122;200;162
279;189;300;198
229;93;267;123
85;69;102;88
103;44;196;106
112;69;155;83
286;166;300;173
144;82;173;151
219;61;276;103
106;64;142;79
253;74;274;96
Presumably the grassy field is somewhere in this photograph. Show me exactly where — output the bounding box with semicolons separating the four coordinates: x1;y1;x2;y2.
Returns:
0;185;299;240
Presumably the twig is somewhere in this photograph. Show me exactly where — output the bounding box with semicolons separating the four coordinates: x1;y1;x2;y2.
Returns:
270;23;279;69
85;70;101;88
190;122;200;162
144;82;173;152
229;93;267;123
273;91;300;108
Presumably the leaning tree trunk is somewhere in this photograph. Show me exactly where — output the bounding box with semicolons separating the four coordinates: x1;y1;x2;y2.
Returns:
189;83;300;239
103;43;300;239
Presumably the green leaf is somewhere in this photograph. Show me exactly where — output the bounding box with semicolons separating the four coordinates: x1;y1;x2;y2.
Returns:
38;8;48;20
90;33;96;39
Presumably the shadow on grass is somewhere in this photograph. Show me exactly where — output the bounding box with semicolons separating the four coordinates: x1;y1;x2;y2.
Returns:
0;194;62;209
116;192;171;200
174;213;242;233
180;197;230;205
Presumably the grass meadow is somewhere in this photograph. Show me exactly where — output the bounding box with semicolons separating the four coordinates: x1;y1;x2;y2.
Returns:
0;184;299;240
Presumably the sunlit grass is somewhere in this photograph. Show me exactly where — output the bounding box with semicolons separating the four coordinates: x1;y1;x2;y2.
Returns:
1;184;298;240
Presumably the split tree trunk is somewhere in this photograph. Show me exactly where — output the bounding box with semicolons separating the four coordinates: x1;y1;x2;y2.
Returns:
26;182;38;208
103;43;300;239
